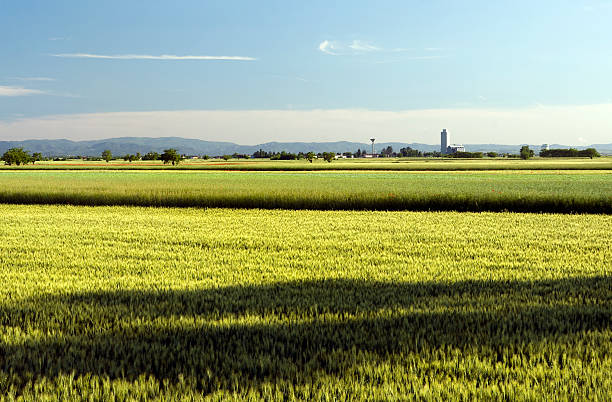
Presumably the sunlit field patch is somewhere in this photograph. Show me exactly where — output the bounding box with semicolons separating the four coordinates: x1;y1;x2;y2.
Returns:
0;169;610;212
2;157;612;171
0;205;610;399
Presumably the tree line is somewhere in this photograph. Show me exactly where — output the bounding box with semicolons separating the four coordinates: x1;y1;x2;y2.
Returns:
1;148;42;165
540;148;600;158
102;149;183;165
2;145;602;165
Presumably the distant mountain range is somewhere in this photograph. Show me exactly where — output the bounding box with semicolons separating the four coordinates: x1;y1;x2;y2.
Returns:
1;137;611;156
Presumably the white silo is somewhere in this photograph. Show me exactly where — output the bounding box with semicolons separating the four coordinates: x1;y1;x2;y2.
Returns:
441;129;449;154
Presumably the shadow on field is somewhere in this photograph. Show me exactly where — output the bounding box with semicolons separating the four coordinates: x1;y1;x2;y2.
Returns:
0;191;610;213
1;276;610;393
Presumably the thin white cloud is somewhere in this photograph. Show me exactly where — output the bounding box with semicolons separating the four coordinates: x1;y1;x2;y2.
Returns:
48;37;68;41
0;86;46;96
0;85;78;98
52;53;257;61
320;40;440;59
2;105;612;145
348;40;380;52
9;77;56;82
318;41;339;55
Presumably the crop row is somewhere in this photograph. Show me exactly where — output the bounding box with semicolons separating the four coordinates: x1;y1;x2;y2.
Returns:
0;170;610;213
0;205;610;399
2;157;612;171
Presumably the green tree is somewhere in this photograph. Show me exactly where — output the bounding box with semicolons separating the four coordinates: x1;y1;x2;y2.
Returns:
2;147;31;165
142;151;160;161
322;152;335;163
486;152;498;158
102;150;112;163
520;146;534;160
161;149;182;165
583;148;600;159
222;155;231;161
381;146;393;157
31;152;43;164
306;152;315;163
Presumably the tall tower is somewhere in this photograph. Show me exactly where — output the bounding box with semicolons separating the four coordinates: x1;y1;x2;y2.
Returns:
440;129;449;154
370;138;375;155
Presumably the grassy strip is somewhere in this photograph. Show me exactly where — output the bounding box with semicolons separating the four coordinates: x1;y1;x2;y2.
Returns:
0;205;610;399
0;189;609;213
0;170;610;213
2;157;612;171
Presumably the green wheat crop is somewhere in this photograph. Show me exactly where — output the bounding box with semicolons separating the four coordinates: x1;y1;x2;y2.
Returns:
2;157;612;171
0;205;610;400
0;170;610;213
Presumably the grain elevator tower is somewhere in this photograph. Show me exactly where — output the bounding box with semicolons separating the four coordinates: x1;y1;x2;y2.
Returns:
441;129;449;154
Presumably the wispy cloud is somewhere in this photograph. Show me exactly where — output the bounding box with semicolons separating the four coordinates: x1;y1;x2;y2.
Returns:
52;53;257;61
319;40;441;59
348;40;380;52
0;85;78;98
0;86;46;96
318;40;339;55
320;40;376;55
8;77;56;82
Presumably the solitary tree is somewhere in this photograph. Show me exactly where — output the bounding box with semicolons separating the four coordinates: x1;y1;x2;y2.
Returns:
222;155;231;161
306;152;315;163
102;149;112;163
520;146;534;160
381;146;394;157
583;148;600;159
2;148;31;165
322;152;335;163
161;149;182;165
31;152;43;164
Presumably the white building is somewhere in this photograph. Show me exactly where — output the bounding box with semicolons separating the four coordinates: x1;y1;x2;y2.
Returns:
447;145;465;153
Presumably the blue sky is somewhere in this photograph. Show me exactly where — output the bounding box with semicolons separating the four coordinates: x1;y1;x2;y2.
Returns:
1;0;611;144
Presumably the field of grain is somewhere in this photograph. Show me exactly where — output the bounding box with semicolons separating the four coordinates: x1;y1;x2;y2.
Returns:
3;156;612;171
0;205;610;399
0;169;610;213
